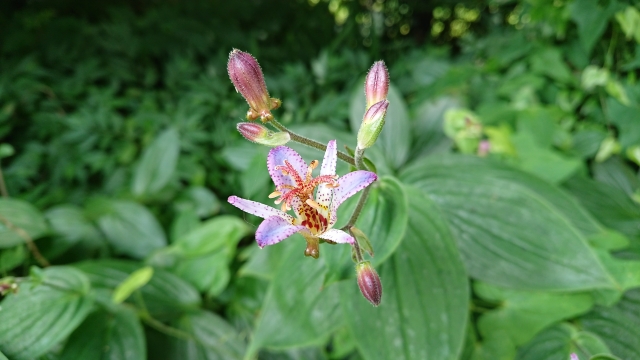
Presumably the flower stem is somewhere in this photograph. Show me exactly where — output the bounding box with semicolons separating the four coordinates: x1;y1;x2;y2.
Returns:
0;214;50;267
350;228;365;263
354;146;367;171
269;118;356;166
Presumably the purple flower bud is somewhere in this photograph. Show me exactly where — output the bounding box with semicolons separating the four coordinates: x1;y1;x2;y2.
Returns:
365;61;389;109
356;261;382;306
570;354;579;360
357;100;389;149
237;122;290;147
228;49;278;122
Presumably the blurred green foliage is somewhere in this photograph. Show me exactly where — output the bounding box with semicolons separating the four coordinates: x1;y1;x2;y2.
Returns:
1;0;640;359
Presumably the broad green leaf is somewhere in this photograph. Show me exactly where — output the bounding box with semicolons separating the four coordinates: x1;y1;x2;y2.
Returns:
580;288;640;360
0;350;6;360
529;47;574;84
0;266;93;360
149;216;249;294
112;266;154;304
570;0;620;54
475;282;593;346
590;355;622;360
349;83;411;168
174;186;220;218
0;198;48;248
152;310;245;360
605;98;640;148
239;242;290;280
401;154;614;290
410;96;460;157
60;307;145;360
343;187;469;360
512;131;581;184
247;239;343;356
74;259;200;315
564;175;640;248
0;245;26;272
44;204;103;258
517;323;613;360
132;127;180;197
94;199;167;259
592;156;639;197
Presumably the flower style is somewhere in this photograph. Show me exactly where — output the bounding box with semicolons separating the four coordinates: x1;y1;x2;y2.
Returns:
228;140;377;258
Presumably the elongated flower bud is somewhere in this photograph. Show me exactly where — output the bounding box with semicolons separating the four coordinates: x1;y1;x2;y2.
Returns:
365;61;389;109
237;122;290;146
357;100;389;149
228;49;279;122
356;261;382;306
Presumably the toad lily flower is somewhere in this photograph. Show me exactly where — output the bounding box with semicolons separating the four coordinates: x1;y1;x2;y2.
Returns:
228;140;377;258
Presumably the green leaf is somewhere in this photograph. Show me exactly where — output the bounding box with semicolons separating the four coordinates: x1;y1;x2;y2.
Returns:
529;47;574;84
112;266;154;304
410;96;460;157
44;204;103;258
60;307;146;360
590;355;622;360
512;131;582;184
94;199;167;259
150;216;249;295
150;310;245;360
564;175;640;248
174;186;220;218
0;350;7;360
342;187;469;360
517;323;613;360
0;144;14;159
605;98;640;148
0;266;93;360
247;239;343;355
350;83;411;168
570;0;620;54
401;154;614;290
132;127;180;197
592;156;639;197
580;288;640;359
74;259;200;315
475;282;594;346
0;245;26;272
0;198;49;248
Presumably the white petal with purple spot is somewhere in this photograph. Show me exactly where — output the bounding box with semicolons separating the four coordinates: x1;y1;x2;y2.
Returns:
318;228;354;244
267;146;308;188
333;171;377;208
256;215;306;248
228;196;294;223
320;140;337;176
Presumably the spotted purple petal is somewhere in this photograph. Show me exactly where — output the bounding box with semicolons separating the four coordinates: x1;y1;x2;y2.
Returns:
332;170;377;209
267;145;308;188
256;215;306;248
318;228;354;244
228;196;294;223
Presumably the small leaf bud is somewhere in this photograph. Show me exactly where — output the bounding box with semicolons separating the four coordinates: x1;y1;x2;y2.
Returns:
228;49;275;122
356;261;382;306
357;100;389;149
237;122;290;147
365;61;390;109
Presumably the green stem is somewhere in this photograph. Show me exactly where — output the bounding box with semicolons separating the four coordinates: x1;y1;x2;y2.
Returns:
341;186;371;231
350;228;365;263
0;164;7;198
354;146;367;171
0;214;49;267
269;118;355;166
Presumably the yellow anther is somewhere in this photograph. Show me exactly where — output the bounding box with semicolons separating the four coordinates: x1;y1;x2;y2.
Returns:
269;191;281;198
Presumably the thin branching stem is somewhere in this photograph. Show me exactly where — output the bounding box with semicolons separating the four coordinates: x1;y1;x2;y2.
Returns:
269;118;356;166
0;214;50;267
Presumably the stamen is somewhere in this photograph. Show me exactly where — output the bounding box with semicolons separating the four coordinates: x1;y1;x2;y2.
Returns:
306;198;321;210
269;191;281;198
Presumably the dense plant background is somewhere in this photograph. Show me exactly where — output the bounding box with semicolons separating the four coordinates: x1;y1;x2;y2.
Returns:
1;0;640;359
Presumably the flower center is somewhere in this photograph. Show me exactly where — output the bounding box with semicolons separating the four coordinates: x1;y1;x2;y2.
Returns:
269;159;338;233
